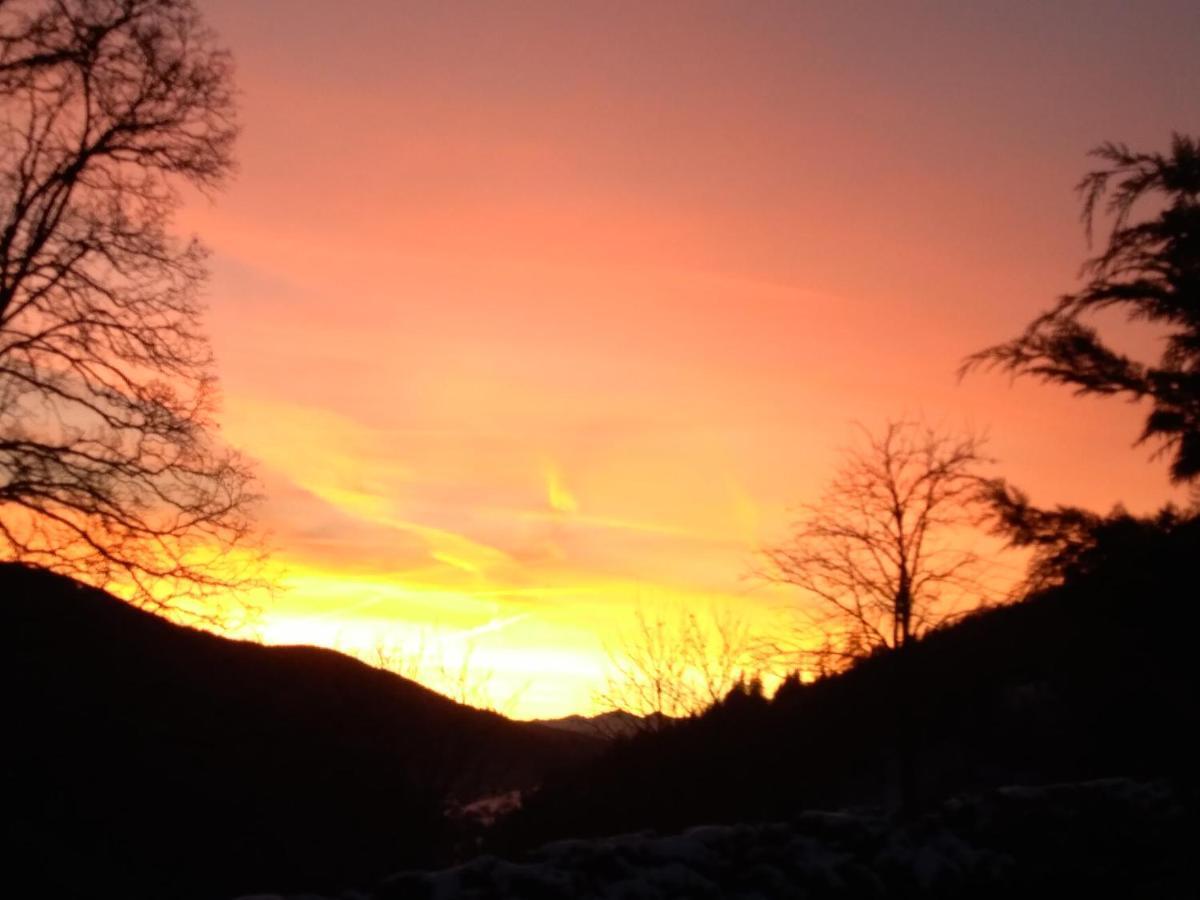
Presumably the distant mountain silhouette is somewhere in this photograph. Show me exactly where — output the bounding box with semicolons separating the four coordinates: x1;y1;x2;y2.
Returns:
3;563;597;900
533;710;675;738
501;516;1199;850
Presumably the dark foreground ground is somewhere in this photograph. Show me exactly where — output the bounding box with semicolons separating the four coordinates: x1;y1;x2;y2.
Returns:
235;777;1192;900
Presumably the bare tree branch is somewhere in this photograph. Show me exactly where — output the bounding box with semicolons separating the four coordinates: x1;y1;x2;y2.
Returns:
595;604;758;729
757;420;993;672
0;0;262;621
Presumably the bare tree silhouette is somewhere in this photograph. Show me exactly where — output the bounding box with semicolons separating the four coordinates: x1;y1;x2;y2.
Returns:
759;421;992;671
595;604;757;729
371;631;528;716
964;134;1200;483
760;420;994;813
0;0;261;617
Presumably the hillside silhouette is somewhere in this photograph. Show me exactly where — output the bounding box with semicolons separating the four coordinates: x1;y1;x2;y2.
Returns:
4;563;597;900
500;511;1199;850
8;513;1198;899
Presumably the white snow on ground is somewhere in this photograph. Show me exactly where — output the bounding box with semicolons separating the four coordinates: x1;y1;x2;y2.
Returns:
448;790;523;828
235;778;1186;900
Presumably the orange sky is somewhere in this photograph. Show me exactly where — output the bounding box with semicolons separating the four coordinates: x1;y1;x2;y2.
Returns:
186;1;1199;717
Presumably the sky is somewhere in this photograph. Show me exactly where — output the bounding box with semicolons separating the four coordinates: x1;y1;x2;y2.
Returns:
185;1;1200;717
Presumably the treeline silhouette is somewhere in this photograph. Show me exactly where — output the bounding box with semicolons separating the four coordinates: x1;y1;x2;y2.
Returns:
496;507;1199;851
8;507;1195;898
4;563;598;900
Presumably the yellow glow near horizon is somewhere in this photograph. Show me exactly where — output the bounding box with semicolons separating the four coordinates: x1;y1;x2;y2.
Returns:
228;563;785;719
175;1;1193;720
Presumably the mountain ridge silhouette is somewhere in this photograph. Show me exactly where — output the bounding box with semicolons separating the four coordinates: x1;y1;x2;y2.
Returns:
4;561;597;900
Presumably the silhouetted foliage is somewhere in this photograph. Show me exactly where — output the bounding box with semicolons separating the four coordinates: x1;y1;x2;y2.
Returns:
0;0;261;616
711;674;767;716
965;134;1200;483
503;519;1198;852
985;478;1200;591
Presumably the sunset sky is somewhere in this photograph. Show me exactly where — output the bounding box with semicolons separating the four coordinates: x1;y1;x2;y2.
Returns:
185;1;1200;717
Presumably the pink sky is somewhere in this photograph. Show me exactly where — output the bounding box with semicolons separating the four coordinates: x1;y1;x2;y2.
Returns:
186;1;1199;716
